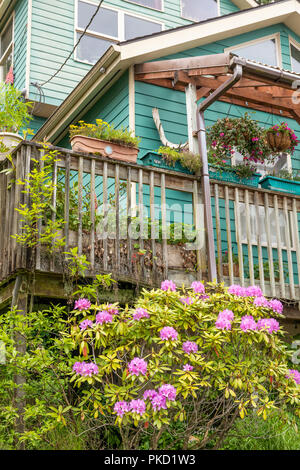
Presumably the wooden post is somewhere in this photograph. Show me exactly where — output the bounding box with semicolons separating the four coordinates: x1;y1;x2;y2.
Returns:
11;274;29;450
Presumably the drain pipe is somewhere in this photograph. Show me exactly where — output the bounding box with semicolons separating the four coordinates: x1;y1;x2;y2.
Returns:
196;64;243;281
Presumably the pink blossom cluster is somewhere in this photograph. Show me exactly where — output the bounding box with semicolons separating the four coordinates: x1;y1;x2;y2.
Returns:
286;369;300;385
215;309;234;330
257;318;280;333
143;384;177;411
133;308;150;321
106;304;119;315
182;341;198;355
253;297;283;314
113;401;129;417
228;285;263;298
180;297;195;305
79;319;94;331
240;315;257;331
253;296;270;308
128;357;148;376
74;298;91;311
161;280;176;292
160;326;178;341
95;310;113;324
73;361;99;377
191;281;205;294
183;364;194;371
114;399;146;417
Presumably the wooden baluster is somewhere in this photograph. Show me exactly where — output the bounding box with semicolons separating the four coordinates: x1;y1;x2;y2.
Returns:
193;179;202;280
127;167;133;276
150;170;156;284
245;189;254;286
283;196;295;299
161;173;168;280
274;194;285;298
50;157;58;272
90;158;96;273
214;184;223;281
234;187;244;287
64;155;70;258
78;156;83;256
263;193;276;297
103;162;108;272
115;164;120;274
225;185;234;285
254;191;265;295
292;198;300;298
138;168;144;279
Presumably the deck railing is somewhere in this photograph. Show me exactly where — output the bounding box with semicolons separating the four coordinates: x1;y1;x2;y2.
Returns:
1;141;300;301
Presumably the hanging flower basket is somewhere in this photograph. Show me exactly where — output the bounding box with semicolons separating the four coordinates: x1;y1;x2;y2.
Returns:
265;123;298;154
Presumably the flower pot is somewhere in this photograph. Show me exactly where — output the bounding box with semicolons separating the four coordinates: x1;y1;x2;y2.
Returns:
208;165;261;188
70;135;138;163
266;131;291;152
260;176;300;196
140;152;193;174
0;132;22;159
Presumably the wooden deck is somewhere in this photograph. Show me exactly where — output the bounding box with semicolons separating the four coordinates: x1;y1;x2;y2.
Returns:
0;141;299;304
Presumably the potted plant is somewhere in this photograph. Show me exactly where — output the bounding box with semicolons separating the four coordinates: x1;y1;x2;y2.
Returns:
141;147;202;174
260;169;300;196
265;122;298;153
207;112;272;164
207;154;262;187
0;83;33;154
69;119;141;163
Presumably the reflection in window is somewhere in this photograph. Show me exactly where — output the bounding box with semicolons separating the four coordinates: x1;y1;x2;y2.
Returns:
181;0;218;22
78;2;118;38
76;34;113;63
230;38;278;67
0;19;13;81
127;0;162;10
239;203;294;248
124;14;162;41
291;43;300;73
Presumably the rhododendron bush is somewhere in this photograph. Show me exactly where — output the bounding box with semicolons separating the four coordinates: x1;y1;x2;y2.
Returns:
67;281;300;450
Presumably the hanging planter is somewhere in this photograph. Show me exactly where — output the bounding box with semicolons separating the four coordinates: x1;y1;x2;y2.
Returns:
69;119;140;163
265;123;298;154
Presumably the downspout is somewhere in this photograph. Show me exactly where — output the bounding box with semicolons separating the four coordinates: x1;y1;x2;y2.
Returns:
196;64;243;281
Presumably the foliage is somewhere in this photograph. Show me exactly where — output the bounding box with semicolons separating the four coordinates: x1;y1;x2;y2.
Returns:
69;119;141;149
207;113;273;164
64;280;300;450
270;169;300;182
158;146;202;174
0;83;33;133
12;145;65;253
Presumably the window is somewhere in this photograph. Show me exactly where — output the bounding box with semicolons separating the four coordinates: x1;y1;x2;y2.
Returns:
238;203;295;249
75;1;163;64
0;18;13;81
290;42;300;73
125;0;163;10
226;36;280;67
181;0;219;22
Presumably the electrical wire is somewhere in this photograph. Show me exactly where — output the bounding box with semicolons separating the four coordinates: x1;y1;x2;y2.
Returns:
39;0;105;87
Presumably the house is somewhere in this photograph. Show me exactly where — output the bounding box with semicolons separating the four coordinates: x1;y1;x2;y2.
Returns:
1;0;300;333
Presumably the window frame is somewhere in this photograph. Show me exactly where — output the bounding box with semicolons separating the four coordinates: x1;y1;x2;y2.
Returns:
0;13;14;82
289;36;300;73
180;0;220;23
224;33;282;68
124;0;164;13
74;0;164;65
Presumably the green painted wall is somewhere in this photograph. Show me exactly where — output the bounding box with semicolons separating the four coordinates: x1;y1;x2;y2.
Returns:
13;0;28;91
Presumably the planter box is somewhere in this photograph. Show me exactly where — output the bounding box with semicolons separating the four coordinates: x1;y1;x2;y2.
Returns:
209;165;261;188
260;176;300;196
140;152;193;174
70;135;139;163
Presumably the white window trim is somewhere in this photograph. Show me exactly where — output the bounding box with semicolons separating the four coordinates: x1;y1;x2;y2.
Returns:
224;32;282;68
74;0;164;65
180;0;220;23
0;12;14;82
124;0;164;13
289;36;300;73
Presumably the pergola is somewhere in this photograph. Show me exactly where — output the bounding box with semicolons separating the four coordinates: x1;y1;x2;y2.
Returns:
134;52;300;280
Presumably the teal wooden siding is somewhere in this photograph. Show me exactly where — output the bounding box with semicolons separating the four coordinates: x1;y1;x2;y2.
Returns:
220;0;240;15
13;0;28;91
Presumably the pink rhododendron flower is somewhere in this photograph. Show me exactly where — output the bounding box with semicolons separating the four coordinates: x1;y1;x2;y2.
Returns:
133;308;150;321
159;384;177;401
191;281;205;294
286;369;300;385
114;401;129;417
183;364;194;372
182;341;198;354
128;357;148;376
151;394;167;411
180;297;195;305
218;309;234;321
160;326;178;341
268;299;283;314
129;399;146;415
228;285;263;298
257;318;280;333
228;285;247;296
79;319;94;331
143;389;158;401
74;298;91;311
253;296;269;308
72;361;99;377
95;310;113;325
240;315;257;331
161;280;176;291
215;317;232;330
246;286;263;297
106;304;119;315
